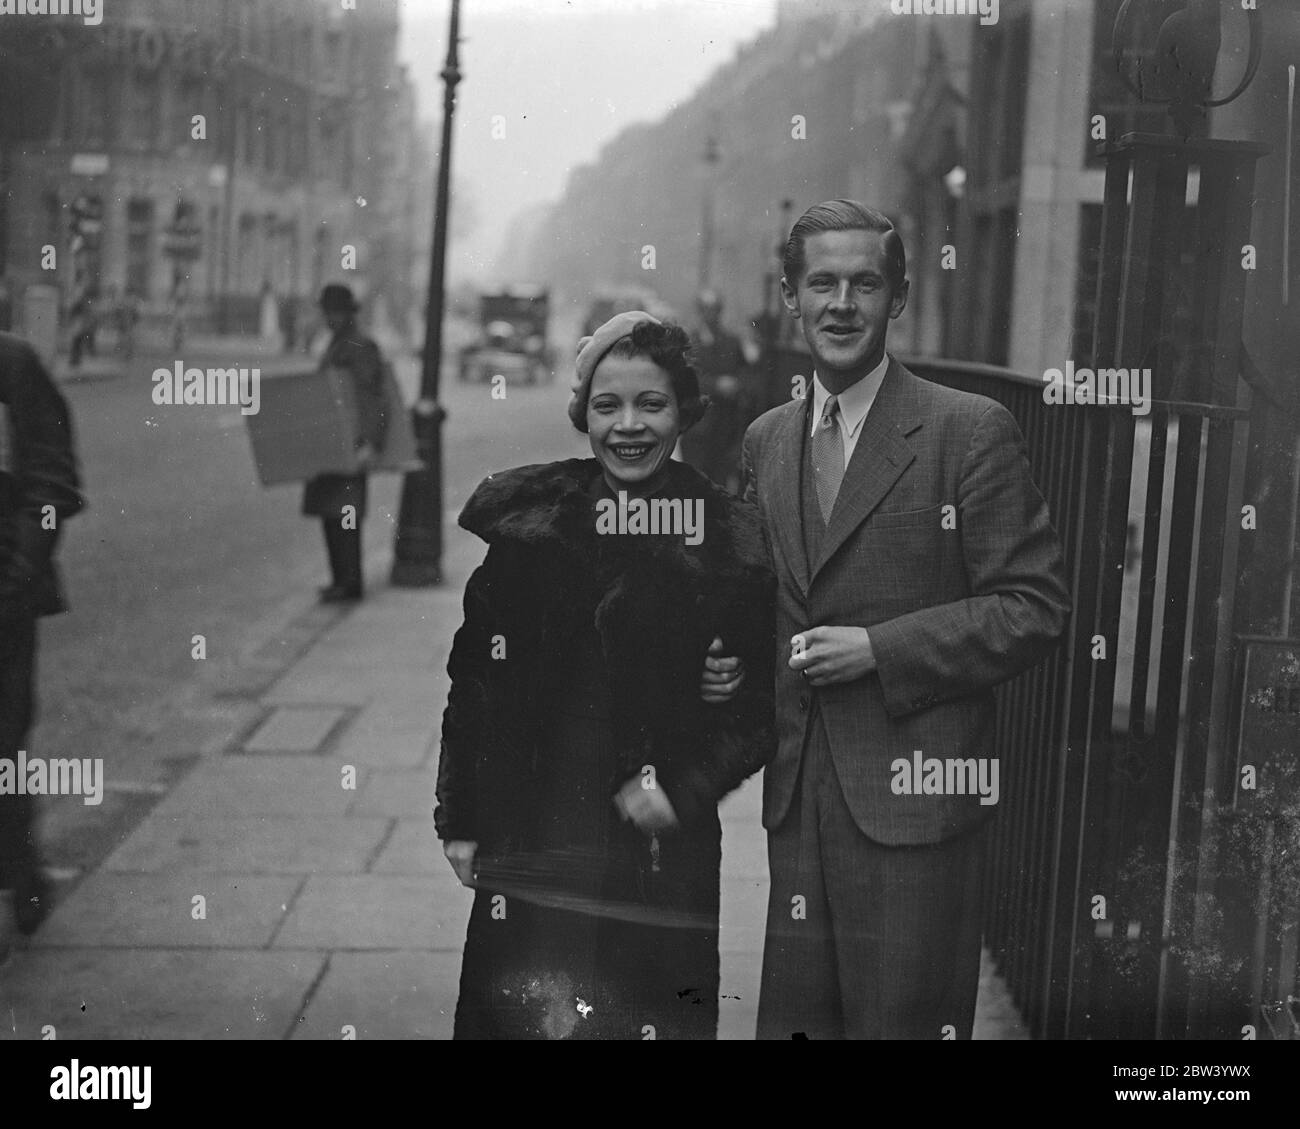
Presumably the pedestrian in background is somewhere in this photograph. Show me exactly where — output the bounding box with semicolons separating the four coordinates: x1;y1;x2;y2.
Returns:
677;289;750;493
0;331;84;959
302;283;388;603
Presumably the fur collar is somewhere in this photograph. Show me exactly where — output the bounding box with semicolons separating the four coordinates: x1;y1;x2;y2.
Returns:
459;457;770;584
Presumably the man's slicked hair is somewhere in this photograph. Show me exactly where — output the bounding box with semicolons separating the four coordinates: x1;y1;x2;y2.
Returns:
782;199;907;292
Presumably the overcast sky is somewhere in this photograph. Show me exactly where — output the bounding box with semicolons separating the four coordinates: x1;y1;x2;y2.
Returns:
396;0;779;281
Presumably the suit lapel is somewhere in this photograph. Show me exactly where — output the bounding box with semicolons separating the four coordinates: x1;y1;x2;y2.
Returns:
811;359;920;582
767;397;812;597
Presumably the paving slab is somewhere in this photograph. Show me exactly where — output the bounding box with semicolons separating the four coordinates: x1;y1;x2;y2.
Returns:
104;816;391;875
265;662;436;705
352;770;438;819
135;700;264;764
244;706;348;752
719;877;769;955
719;950;764;1041
721;818;769;879
363;688;445;731
261;667;377;707
371;819;442;875
290;951;462;1039
0;949;324;1039
34;873;303;948
273;875;471;951
301;628;445;670
329;716;434;769
149;758;358;818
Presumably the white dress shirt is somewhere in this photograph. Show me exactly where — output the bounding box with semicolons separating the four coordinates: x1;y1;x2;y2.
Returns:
810;352;890;469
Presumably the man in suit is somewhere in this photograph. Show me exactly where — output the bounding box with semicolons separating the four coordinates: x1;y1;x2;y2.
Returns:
739;200;1070;1038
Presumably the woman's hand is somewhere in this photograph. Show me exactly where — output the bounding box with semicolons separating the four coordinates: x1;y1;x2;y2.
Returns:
443;840;478;887
700;635;745;704
614;776;680;834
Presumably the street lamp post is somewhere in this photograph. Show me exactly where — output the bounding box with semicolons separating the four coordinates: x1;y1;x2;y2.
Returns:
698;130;719;292
391;0;462;587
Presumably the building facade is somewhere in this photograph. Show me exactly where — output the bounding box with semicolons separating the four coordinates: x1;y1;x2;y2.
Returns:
0;0;425;339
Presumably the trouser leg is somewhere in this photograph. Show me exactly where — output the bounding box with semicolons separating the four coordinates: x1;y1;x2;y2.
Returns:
322;518;363;593
0;615;38;890
816;733;987;1039
757;719;843;1039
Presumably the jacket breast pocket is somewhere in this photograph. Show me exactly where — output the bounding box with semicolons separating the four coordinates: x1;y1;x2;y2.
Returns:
858;505;947;608
868;504;946;531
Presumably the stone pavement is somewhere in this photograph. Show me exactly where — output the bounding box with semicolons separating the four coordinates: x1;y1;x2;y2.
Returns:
0;516;1028;1040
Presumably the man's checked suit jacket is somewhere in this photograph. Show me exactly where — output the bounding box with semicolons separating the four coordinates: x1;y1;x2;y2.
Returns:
742;357;1071;844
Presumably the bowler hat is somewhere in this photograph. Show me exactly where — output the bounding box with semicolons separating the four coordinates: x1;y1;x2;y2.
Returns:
319;284;359;312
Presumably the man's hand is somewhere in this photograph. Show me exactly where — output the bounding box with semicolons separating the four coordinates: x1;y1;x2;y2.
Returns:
700;635;745;704
443;840;478;888
788;626;876;686
614;776;680;834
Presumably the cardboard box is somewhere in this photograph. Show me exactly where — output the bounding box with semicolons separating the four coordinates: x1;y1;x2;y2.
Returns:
245;364;422;486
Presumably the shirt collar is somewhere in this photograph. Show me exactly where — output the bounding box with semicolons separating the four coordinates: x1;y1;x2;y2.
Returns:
810;352;890;438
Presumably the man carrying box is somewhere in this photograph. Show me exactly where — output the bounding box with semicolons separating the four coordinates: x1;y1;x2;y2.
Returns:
302;284;388;603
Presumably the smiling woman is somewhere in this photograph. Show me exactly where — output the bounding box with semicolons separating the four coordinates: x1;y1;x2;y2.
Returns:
434;310;776;1041
568;313;708;494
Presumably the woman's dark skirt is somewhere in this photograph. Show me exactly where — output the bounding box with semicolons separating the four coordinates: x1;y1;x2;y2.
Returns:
452;707;722;1041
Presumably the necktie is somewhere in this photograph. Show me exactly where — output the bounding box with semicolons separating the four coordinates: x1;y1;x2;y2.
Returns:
811;394;844;524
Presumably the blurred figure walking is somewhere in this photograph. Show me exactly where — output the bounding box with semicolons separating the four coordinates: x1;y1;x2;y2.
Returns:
0;332;84;957
677;289;750;493
302;284;388;603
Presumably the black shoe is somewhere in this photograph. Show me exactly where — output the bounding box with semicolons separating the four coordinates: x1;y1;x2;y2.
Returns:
318;585;363;604
13;865;49;935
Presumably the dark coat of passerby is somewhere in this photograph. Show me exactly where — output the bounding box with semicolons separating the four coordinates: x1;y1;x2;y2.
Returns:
281;296;298;354
677;290;750;493
435;314;775;1040
302;284;388;602
0;331;84;948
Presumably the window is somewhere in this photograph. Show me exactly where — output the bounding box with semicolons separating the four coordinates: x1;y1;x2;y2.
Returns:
79;64;112;146
178;76;206;148
42;191;61;252
125;199;154;298
207;204;220;297
239;101;253;166
129;71;160;149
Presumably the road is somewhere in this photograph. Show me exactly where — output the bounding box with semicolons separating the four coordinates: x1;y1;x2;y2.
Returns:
28;338;582;878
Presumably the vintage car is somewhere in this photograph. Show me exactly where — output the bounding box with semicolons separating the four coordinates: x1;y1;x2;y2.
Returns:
458;285;552;385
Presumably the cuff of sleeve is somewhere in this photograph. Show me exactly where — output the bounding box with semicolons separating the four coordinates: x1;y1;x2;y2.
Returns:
433;807;475;843
867;619;939;718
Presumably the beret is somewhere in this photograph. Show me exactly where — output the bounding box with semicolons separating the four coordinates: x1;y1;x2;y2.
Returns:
567;310;661;430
